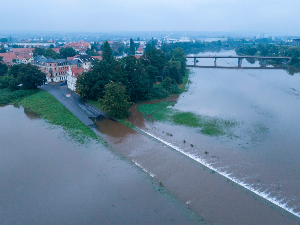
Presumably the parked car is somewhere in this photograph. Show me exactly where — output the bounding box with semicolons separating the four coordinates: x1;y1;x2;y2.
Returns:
44;82;48;85
61;83;66;86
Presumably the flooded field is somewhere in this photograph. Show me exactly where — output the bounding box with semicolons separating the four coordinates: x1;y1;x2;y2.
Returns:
0;105;204;225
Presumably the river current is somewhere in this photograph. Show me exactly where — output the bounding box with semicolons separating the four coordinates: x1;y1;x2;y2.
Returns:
129;50;300;217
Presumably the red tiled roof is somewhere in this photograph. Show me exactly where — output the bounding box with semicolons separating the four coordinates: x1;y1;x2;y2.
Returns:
71;67;84;77
91;56;102;61
136;47;144;52
0;52;17;60
52;48;61;53
97;51;102;55
135;55;142;59
12;48;33;53
108;41;113;44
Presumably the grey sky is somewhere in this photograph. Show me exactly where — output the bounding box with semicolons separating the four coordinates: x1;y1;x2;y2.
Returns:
0;0;299;35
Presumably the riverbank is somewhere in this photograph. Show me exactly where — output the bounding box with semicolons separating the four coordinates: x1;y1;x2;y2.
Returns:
0;88;39;106
0;88;99;144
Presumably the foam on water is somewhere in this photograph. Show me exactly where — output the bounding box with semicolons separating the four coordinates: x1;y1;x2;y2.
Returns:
132;160;156;178
140;129;300;218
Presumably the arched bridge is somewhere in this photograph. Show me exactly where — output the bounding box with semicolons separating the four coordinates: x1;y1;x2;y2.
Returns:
186;55;291;68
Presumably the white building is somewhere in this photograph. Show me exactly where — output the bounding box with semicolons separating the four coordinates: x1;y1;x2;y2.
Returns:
67;66;84;91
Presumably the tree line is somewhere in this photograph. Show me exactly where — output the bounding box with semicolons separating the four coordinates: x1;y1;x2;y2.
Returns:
76;41;187;118
235;43;300;67
0;58;46;91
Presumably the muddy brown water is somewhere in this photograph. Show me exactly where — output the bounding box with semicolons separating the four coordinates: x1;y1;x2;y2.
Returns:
0;105;206;225
93;50;300;224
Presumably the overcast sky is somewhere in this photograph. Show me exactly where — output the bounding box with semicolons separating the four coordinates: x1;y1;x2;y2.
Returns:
0;0;299;35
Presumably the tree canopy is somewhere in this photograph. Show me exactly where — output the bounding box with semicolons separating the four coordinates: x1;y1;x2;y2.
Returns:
0;56;8;77
76;41;188;118
0;64;46;90
102;41;113;64
59;47;77;59
99;82;132;119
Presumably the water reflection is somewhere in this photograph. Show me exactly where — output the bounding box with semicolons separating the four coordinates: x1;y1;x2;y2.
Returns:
23;108;41;120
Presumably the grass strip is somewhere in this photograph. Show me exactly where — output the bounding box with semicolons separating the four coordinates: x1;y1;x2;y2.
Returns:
19;90;100;144
0;88;39;106
138;102;238;137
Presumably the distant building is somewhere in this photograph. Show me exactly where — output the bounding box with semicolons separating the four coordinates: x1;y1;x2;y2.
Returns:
292;38;300;47
135;47;144;56
12;48;33;57
63;40;91;54
179;37;191;42
32;56;69;83
0;52;17;66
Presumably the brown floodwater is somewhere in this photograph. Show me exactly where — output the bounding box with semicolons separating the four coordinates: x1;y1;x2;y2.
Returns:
92;50;300;224
0;105;207;225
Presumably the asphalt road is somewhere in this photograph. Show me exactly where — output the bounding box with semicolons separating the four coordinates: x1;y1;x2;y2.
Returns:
40;83;113;126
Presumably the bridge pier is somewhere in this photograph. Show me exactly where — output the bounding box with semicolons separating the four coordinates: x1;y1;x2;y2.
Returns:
214;58;217;67
194;57;196;66
238;58;242;68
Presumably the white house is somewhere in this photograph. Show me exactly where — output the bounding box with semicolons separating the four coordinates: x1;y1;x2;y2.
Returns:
67;66;84;91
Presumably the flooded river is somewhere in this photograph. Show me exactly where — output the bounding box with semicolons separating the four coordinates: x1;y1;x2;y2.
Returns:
94;50;300;224
0;105;204;225
1;50;300;224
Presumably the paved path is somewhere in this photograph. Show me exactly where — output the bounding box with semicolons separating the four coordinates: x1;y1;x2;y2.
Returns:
40;83;114;126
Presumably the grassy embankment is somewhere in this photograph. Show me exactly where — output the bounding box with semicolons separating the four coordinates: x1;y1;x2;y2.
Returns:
0;88;39;106
0;88;100;144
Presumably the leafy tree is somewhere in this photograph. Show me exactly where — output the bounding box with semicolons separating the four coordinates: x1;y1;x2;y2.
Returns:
118;56;152;101
167;61;182;84
112;42;125;56
99;82;132;118
0;64;46;90
0;48;6;53
76;60;112;99
142;48;166;74
33;47;45;56
86;48;98;56
59;47;77;59
49;44;54;48
0;38;8;43
129;38;135;56
162;77;179;94
102;41;113;64
170;47;186;77
12;44;22;48
0;56;8;77
45;48;60;59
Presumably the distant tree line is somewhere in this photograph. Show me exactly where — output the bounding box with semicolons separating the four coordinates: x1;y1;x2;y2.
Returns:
236;43;300;67
161;41;224;55
33;47;78;59
76;41;187;118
